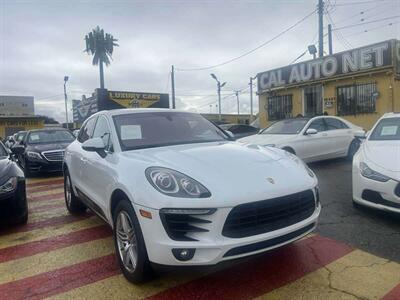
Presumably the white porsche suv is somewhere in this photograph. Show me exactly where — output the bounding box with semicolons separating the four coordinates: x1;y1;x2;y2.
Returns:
63;109;321;283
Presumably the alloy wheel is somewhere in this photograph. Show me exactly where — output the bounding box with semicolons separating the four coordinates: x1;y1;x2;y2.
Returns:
116;211;138;273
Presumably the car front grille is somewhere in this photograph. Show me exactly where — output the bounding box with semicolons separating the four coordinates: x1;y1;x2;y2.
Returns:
159;209;215;241
362;189;400;209
222;190;316;238
41;150;65;162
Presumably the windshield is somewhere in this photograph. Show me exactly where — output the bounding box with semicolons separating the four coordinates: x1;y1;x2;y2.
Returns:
219;124;232;130
16;132;27;142
113;112;227;151
0;143;7;158
369;117;400;141
27;130;75;144
260;119;309;135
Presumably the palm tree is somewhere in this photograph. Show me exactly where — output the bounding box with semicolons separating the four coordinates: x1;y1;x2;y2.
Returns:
84;26;118;89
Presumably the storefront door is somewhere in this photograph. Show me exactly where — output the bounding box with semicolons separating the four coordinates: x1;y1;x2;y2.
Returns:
303;85;323;117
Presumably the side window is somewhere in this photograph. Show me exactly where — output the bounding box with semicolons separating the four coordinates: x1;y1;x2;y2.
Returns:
235;125;251;134
78;117;97;143
325;118;349;130
92;116;112;151
308;119;326;132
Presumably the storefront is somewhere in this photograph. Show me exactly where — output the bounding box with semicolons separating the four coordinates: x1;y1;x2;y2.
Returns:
72;88;169;127
257;39;400;130
0;116;45;139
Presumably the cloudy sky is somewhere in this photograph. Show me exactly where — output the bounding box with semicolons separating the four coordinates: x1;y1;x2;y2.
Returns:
0;0;399;122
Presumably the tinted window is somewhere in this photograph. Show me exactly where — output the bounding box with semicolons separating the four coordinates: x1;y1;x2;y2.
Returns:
27;130;75;144
369;117;400;141
325;118;348;130
235;125;257;134
308;119;326;132
78;117;97;143
113;112;227;151
92;116;112;150
261;119;308;135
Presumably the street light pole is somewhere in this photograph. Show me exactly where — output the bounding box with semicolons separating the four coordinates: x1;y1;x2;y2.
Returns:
63;76;69;129
210;73;226;122
235;90;240;117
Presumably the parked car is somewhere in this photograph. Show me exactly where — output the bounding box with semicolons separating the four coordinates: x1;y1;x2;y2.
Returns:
14;128;75;176
352;112;400;213
14;131;27;145
0;141;27;225
238;116;364;162
219;124;259;139
63;109;320;283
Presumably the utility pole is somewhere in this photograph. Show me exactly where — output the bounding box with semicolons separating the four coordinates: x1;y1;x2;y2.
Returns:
249;76;256;123
210;74;226;121
171;65;176;109
63;76;69;129
235;91;240;118
328;24;333;55
318;0;324;58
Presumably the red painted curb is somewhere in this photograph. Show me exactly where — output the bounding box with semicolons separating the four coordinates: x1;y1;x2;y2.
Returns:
382;283;400;300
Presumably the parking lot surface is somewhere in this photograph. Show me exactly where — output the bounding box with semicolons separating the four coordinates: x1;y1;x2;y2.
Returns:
0;161;399;300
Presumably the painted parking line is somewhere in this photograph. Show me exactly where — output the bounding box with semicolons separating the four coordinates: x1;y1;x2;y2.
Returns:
0;216;102;249
27;207;70;224
0;225;111;263
0;237;114;284
28;188;64;198
28;197;64;210
27;183;64;193
28;192;65;202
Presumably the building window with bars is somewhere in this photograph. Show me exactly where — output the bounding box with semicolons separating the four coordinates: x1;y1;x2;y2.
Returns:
266;94;293;121
337;83;377;115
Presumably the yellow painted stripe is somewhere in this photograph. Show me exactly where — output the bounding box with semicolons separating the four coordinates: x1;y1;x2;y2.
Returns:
0;238;113;284
29;198;64;210
30;188;64;197
28;207;69;224
257;249;400;300
28;183;63;192
27;177;63;184
47;270;207;300
0;216;103;249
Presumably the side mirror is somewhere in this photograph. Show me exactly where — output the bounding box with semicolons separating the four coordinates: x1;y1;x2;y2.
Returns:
11;145;25;155
354;131;366;139
305;128;318;135
82;137;106;152
225;130;235;139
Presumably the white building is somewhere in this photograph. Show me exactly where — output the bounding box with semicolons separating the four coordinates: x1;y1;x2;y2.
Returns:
0;95;35;116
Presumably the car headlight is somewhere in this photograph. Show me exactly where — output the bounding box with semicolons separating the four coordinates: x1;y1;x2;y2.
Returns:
359;162;390;182
27;151;42;160
145;167;211;198
284;151;315;178
0;177;17;194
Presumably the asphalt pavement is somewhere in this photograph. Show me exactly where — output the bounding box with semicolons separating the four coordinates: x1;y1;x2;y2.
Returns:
310;158;400;263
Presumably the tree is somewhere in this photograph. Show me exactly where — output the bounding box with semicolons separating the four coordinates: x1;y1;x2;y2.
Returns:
37;115;59;124
84;26;119;89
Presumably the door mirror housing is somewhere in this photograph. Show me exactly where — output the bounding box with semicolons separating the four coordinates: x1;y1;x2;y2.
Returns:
305;128;318;135
354;131;366;139
11;145;25;155
82;137;106;152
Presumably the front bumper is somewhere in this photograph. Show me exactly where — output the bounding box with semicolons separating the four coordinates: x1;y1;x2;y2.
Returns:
26;157;63;173
353;168;400;213
0;180;27;222
135;196;321;266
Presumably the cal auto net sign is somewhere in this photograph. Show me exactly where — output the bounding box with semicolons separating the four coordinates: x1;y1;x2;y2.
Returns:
258;40;394;92
108;91;168;108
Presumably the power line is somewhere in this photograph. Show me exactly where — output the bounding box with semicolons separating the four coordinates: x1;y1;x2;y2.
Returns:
326;11;353;49
176;9;317;72
343;21;400;37
334;15;400;30
334;0;394;6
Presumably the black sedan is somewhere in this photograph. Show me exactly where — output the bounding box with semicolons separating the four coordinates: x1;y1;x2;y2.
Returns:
14;128;75;176
0;141;27;225
219;124;259;139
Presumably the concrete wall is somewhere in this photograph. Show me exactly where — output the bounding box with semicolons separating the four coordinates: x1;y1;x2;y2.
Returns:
0;96;35;116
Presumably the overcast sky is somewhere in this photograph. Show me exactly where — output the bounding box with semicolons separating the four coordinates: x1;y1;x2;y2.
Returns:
0;0;399;122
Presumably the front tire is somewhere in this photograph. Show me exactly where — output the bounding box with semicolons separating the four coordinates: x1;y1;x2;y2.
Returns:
64;170;86;214
113;199;152;283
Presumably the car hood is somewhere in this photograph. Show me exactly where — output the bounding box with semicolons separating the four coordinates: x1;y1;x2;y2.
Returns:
237;134;295;146
26;142;71;152
363;140;400;174
120;141;316;207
